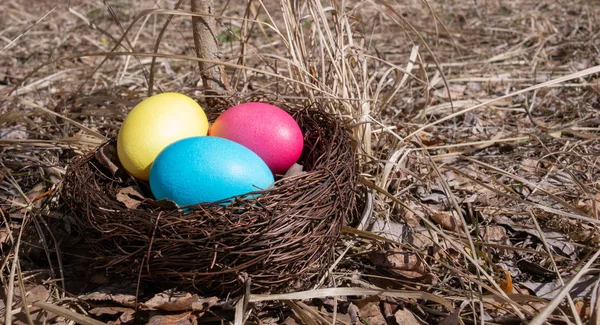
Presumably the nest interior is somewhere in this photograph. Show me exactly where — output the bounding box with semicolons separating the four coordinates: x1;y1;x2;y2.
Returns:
60;101;357;295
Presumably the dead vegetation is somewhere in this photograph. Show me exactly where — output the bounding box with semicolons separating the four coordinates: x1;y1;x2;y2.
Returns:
1;0;600;324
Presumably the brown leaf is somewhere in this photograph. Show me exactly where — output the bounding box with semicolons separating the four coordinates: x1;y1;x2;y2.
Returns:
283;163;306;178
575;192;600;216
382;298;398;318
513;226;575;257
13;182;47;210
430;211;463;232
359;302;386;325
191;296;219;311
368;249;425;279
147;312;193;325
522;275;598;299
0;125;27;139
89;306;134;316
142;291;196;311
438;309;460;325
520;158;543;174
347;302;359;324
439;301;470;325
116;186;145;209
118;308;136;324
28;286;49;303
11;285;53;325
479;226;508;243
79;289;137;307
334;313;354;325
434;84;466;100
366;217;405;242
353;296;380;309
14;285;49;308
407;232;435;249
394;308;423;325
399;204;420;227
0;228;9;244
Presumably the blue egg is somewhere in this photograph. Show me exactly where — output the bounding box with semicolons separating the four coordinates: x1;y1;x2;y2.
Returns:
149;136;274;206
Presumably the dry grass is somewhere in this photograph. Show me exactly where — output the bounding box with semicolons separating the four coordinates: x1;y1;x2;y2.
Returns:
1;0;600;324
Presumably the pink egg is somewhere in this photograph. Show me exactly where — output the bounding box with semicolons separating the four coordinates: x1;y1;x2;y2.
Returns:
209;102;304;175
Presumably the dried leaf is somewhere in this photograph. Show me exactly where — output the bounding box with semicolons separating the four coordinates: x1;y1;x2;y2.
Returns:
79;287;137;307
438;301;469;325
382;300;396;318
575;192;600;216
0;228;9;244
394;308;423;325
284;163;306;178
116;186;145;209
479;226;509;243
147;312;193;325
190;296;219;311
520;158;543;174
28;285;50;303
430;211;463;232
13;182;46;210
12;284;50;322
399;204;420;227
407;232;435;249
260;317;282;325
368;248;425;279
493;217;576;257
353;296;380;309
142;291;196;311
359;302;386;325
89;306;134;316
347;303;359;324
434;84;466;100
0;125;27;139
514;226;575;257
118;309;135;324
548;130;562;139
333;313;354;325
366;217;405;242
522;275;598;299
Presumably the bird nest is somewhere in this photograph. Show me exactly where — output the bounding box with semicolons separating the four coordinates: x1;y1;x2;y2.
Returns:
60;101;357;295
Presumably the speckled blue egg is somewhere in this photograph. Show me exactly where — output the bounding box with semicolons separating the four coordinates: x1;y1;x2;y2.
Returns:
149;136;274;206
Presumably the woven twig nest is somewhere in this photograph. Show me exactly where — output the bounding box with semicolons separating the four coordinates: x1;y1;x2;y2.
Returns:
61;101;357;294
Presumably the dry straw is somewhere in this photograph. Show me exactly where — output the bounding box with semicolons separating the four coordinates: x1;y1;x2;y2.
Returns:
60;98;357;295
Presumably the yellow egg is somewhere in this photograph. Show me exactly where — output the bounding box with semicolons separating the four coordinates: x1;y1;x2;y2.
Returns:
117;92;209;180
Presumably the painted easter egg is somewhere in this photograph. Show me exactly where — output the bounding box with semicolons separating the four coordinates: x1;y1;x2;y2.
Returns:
117;92;209;180
149;136;274;206
209;102;304;175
